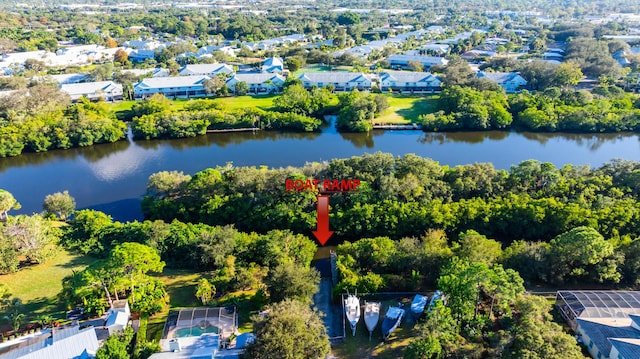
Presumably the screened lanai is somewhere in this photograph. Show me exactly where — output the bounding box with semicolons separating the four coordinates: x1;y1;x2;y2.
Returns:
556;291;640;330
161;307;237;340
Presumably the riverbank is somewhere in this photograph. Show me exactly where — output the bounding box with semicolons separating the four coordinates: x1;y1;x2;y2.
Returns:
2;130;639;221
372;124;422;130
206;127;260;133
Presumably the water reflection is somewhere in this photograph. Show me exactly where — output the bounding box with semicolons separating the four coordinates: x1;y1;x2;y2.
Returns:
418;131;510;144
83;142;162;182
135;130;323;150
340;131;376;148
0;140;132;173
2;129;640;219
519;131;637;151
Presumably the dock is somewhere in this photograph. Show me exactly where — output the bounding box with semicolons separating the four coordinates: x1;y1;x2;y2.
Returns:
372;124;423;130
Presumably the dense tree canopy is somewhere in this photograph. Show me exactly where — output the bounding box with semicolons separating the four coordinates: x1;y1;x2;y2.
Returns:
43;191;76;220
243;299;330;359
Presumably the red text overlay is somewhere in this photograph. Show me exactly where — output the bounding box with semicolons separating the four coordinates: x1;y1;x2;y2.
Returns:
285;179;361;193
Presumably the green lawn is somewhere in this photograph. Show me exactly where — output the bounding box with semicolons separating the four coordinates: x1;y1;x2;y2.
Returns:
147;270;260;342
374;94;440;125
107;92;437;125
0;250;94;321
212;95;276;111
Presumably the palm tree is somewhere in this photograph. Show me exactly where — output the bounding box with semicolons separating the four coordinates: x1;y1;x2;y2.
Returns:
4;298;24;332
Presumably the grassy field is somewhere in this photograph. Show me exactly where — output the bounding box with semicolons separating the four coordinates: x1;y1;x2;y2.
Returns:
0;250;94;321
212;95;276;111
374;94;440;125
108;91;438;125
107;95;276;119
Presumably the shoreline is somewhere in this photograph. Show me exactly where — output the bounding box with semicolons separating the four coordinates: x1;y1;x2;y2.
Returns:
206;127;261;133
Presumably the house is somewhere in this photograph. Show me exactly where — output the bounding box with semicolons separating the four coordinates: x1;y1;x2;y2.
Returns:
574;317;640;359
60;81;123;102
0;324;99;359
419;43;450;55
386;54;448;70
179;63;234;77
297;72;373;91
461;50;498;61
556;291;640;359
226;73;285;94
379;71;441;93
105;299;130;335
122;40;165;50
32;73;89;85
614;48;640;67
133;75;210;99
261;57;284;73
127;49;156;62
198;45;236;58
476;71;527;93
543;51;564;62
121;68;170;78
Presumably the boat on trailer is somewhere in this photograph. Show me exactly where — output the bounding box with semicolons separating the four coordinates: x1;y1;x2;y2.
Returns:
344;291;361;336
410;294;429;319
363;301;380;340
381;305;405;340
428;290;444;311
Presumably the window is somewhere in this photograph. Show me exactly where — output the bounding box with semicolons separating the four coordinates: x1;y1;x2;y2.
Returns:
589;341;593;349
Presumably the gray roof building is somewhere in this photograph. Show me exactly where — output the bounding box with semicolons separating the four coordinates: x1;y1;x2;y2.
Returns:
179;64;233;76
0;325;99;359
60;81;123;101
557;291;640;359
386;54;448;69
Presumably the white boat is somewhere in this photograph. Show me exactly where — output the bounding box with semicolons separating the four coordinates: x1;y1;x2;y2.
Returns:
410;294;428;319
364;301;380;340
381;305;405;340
344;293;361;336
428;290;443;311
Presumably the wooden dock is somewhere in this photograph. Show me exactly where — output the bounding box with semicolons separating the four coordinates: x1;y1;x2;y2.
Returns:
372;124;423;130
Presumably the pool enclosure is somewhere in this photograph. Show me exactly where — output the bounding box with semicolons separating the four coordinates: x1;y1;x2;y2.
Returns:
556;291;640;330
161;307;237;340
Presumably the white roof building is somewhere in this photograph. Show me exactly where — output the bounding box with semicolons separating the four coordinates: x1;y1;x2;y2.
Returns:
32;73;89;85
380;71;441;92
179;63;234;76
261;57;284;73
298;72;373;91
60;81;123;101
386;54;448;69
105;311;129;335
226;73;285;94
121;68;170;78
477;71;528;93
133;75;210;99
0;325;99;359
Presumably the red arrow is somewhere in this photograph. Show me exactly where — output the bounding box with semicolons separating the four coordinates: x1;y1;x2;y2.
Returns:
312;195;334;246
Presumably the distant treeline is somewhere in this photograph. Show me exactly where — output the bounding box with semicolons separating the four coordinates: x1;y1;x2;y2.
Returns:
421;86;640;132
0;91;127;157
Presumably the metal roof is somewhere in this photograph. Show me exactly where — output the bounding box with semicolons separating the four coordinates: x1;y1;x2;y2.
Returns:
557;291;640;320
609;338;640;359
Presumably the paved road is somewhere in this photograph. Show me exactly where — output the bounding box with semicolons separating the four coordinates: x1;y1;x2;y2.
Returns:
313;259;344;339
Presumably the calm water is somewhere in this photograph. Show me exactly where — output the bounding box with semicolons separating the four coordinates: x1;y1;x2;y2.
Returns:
1;125;639;221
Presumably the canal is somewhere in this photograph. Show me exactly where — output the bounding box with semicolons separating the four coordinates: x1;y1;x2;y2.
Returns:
1;126;639;221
